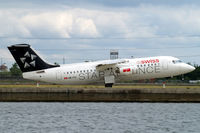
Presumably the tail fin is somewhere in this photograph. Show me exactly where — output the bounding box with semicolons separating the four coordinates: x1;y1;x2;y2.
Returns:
8;44;59;72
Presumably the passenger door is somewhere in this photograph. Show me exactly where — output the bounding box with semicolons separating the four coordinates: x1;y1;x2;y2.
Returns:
56;71;62;80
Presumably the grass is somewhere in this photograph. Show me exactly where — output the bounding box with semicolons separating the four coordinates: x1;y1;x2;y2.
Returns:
0;84;104;88
0;84;200;89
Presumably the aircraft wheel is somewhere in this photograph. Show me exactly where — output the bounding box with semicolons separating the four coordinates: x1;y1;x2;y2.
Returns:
105;83;113;88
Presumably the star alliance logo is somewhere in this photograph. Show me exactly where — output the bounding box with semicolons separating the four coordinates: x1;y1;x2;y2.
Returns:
20;51;37;68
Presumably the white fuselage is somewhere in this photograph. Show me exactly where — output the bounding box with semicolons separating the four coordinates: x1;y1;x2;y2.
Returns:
23;56;195;84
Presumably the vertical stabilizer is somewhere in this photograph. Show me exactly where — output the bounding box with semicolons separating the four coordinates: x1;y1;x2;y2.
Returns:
8;44;59;72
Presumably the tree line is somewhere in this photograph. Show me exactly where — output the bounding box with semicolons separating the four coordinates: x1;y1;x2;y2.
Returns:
0;63;22;78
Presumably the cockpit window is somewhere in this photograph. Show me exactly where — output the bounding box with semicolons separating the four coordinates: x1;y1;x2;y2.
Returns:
172;60;182;64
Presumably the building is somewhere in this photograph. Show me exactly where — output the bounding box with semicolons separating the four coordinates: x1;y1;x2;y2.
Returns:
0;64;8;72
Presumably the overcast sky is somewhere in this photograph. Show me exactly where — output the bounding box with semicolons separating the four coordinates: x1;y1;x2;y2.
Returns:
1;0;200;67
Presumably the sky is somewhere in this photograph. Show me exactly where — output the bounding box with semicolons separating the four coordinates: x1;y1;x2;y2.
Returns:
1;0;200;68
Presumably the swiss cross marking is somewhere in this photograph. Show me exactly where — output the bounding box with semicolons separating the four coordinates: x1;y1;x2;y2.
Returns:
123;68;131;72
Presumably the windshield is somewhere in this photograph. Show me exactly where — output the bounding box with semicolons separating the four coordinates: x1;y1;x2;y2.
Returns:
172;60;182;64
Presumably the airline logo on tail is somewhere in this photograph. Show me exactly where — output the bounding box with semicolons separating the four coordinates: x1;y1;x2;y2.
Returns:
20;51;37;68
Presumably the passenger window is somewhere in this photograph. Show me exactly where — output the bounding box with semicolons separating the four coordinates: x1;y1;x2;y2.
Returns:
70;72;72;74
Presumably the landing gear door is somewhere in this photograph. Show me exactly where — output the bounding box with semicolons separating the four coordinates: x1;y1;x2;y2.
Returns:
104;75;115;84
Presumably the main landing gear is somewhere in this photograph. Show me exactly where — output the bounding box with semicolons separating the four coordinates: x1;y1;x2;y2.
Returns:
105;83;113;88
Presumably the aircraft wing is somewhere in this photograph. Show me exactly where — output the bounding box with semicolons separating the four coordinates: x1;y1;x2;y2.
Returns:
96;59;126;70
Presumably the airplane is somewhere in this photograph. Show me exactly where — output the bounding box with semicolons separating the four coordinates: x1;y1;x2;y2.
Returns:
8;44;195;87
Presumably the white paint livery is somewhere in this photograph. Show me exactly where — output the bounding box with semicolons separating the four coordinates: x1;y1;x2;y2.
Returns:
8;44;195;87
23;56;195;87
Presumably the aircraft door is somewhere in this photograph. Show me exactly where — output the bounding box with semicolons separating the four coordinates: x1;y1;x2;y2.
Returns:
162;61;168;70
56;71;62;80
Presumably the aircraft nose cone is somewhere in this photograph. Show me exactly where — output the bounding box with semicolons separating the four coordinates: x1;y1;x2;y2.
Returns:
181;64;195;73
188;65;195;72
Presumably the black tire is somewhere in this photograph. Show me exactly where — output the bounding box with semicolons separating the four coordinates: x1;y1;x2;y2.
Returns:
105;83;113;87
